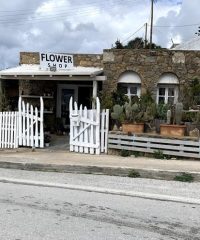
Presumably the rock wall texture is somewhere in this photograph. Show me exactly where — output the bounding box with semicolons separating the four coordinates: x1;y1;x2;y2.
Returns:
20;52;103;68
102;49;200;100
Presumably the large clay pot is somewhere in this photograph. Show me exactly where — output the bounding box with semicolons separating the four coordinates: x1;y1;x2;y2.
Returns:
122;123;144;134
160;124;186;137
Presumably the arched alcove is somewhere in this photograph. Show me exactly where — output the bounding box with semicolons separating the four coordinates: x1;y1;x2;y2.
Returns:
157;73;179;104
118;71;141;99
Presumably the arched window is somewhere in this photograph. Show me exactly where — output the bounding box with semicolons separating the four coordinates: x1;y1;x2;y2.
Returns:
157;73;179;104
118;71;141;100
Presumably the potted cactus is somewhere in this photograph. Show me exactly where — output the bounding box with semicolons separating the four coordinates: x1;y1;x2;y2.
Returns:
111;104;124;130
122;101;145;133
111;92;156;134
160;102;186;137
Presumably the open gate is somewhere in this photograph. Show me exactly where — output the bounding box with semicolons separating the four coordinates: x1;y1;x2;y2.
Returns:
69;97;109;155
0;97;44;149
18;96;44;148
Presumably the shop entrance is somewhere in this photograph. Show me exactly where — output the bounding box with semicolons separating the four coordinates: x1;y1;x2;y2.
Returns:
57;84;93;129
57;85;78;128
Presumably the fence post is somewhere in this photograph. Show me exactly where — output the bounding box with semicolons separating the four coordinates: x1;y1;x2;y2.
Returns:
0;112;2;148
79;105;84;153
14;112;18;148
26;103;30;146
69;97;73;152
30;105;34;147
104;109;109;154
35;107;39;147
40;97;44;148
18;97;22;146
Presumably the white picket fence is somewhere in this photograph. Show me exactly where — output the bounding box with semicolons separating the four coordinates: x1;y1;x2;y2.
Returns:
0;112;18;148
108;133;200;159
0;97;44;149
69;97;109;154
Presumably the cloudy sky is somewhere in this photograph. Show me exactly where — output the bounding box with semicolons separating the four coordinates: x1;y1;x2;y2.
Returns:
0;0;199;68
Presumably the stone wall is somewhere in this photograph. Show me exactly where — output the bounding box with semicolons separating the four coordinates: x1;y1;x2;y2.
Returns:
20;52;103;68
102;49;200;100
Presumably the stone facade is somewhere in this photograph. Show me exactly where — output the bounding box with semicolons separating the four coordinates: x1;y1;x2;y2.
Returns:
102;49;200;100
20;52;103;68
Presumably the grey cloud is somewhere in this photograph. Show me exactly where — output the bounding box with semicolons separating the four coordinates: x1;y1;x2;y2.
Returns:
0;0;197;69
155;0;199;47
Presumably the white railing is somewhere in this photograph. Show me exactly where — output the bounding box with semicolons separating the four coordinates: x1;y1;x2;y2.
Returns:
109;133;200;159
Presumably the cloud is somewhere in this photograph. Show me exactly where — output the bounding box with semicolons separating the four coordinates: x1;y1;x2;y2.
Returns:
0;0;197;69
154;0;199;47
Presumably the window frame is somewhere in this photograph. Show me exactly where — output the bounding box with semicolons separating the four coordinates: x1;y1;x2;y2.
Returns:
119;83;141;100
156;84;178;104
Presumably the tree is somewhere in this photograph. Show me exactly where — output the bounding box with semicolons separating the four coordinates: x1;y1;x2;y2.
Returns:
114;37;161;49
126;37;144;49
114;39;124;49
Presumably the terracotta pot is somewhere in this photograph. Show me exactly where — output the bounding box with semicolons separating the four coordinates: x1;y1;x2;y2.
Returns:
122;123;144;134
160;124;186;137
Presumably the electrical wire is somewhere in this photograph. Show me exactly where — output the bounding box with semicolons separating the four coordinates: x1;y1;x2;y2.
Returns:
0;0;143;15
121;24;145;44
152;23;200;28
0;0;146;26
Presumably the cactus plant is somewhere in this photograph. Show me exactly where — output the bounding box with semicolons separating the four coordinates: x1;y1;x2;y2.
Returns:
175;102;183;125
111;104;124;129
166;110;171;125
111;105;124;121
124;102;146;123
124;102;134;122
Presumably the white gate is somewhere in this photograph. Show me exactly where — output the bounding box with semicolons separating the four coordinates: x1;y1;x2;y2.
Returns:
18;96;44;148
69;97;109;154
0;97;44;149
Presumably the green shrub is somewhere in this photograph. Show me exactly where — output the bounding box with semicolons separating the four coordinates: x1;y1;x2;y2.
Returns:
174;173;194;182
153;150;165;159
120;150;131;157
130;151;144;157
128;170;140;178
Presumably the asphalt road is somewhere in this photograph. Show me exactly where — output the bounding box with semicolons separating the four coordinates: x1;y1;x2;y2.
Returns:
0;170;200;239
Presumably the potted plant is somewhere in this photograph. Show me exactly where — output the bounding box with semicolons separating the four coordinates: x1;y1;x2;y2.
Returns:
111;92;156;134
111;104;124;130
111;101;144;133
122;101;145;133
154;104;169;133
160;102;186;137
44;134;51;147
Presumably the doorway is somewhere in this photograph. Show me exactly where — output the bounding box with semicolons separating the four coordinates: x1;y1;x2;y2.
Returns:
57;84;78;128
57;84;93;129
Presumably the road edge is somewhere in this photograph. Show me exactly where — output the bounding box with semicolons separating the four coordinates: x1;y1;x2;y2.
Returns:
0;177;200;205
